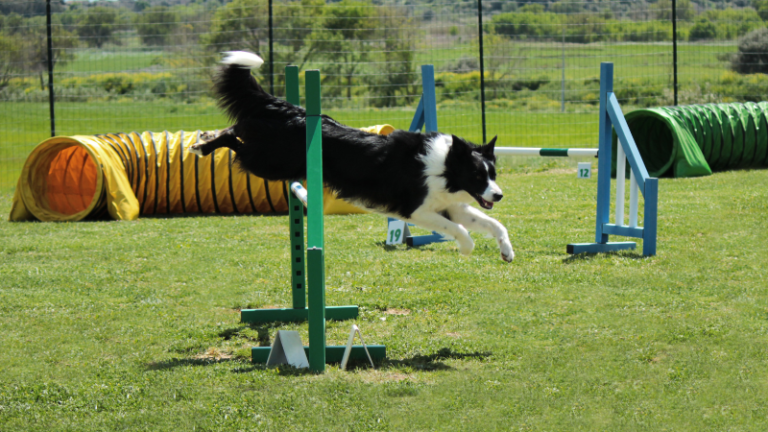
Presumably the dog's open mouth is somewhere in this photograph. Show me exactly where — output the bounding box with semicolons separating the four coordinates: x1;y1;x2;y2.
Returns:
473;194;494;210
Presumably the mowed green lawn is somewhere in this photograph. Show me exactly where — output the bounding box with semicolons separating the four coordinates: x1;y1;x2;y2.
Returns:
1;159;767;430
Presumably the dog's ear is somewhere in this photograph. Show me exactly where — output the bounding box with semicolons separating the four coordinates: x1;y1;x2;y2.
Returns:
481;136;497;159
451;135;472;155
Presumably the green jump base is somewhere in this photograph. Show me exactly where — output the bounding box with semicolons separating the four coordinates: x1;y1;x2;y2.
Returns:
241;306;359;324
567;242;636;255
252;345;387;364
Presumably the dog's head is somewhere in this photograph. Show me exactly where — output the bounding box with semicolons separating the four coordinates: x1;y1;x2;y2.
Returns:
444;135;502;210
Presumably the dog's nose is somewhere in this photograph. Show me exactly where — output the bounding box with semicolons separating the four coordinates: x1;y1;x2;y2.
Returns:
492;193;503;202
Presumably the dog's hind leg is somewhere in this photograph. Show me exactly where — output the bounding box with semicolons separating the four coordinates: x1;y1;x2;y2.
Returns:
407;209;475;256
189;127;242;157
446;204;514;262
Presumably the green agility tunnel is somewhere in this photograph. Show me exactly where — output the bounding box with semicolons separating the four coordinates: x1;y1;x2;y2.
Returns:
616;102;768;178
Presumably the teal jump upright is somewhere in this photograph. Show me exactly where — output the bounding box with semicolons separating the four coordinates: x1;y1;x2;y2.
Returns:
567;62;659;257
244;66;386;372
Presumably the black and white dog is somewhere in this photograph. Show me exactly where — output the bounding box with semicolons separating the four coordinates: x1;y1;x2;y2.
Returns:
190;51;514;262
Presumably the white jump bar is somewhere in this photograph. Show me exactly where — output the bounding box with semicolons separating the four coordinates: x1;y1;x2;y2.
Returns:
290;182;308;207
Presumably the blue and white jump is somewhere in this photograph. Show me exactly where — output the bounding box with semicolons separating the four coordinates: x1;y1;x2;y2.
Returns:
394;62;658;256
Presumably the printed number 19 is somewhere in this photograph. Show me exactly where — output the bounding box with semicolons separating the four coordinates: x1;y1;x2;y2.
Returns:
389;228;402;243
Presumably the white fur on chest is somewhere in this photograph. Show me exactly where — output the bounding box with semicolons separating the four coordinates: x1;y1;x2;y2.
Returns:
418;134;473;211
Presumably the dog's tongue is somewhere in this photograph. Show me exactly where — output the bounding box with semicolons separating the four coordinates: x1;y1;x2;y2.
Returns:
483;199;493;210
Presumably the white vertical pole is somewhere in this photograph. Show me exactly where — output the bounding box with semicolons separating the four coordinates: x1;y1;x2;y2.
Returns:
629;169;639;228
615;143;626;226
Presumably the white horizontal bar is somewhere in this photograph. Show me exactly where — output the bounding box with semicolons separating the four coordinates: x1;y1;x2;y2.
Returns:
290;182;308;208
565;148;599;157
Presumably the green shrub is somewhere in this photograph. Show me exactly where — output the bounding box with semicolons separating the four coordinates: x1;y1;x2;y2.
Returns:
135;6;178;46
489;11;561;40
689;18;718;41
613;78;666;107
699;8;763;40
730;28;768;74
714;71;768;101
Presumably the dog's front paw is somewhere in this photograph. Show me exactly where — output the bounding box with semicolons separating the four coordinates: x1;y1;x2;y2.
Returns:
188;143;205;156
457;237;474;256
454;225;474;256
499;239;514;262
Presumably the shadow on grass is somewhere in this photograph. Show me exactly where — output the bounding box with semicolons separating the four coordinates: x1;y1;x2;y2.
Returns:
147;322;292;372
562;250;646;264
244;348;493;374
141;212;288;220
150;347;492;375
219;321;311;348
217;325;273;347
147;356;242;371
375;347;492;372
373;241;440;253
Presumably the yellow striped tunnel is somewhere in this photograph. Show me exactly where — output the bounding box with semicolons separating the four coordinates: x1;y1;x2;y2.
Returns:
10;126;393;222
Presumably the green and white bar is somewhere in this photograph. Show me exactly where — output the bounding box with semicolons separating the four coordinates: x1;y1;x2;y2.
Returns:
495;147;598;157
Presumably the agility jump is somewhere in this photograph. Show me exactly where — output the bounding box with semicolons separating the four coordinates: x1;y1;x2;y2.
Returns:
403;62;658;257
241;66;386;372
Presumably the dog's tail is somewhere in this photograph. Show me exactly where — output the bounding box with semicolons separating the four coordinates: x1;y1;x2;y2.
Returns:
215;51;266;121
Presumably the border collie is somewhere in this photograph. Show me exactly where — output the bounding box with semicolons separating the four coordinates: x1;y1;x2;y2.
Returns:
189;51;514;262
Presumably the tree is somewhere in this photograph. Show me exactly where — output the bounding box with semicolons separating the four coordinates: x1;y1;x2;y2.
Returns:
307;0;379;100
77;6;118;48
26;16;78;88
0;15;77;92
755;0;768;21
1;12;24;35
0;33;24;90
652;0;694;22
731;27;768;74
201;0;269;56
550;1;582;14
689;17;717;41
489;10;561;40
200;0;323;93
135;6;178;46
367;8;417;108
0;1;65;16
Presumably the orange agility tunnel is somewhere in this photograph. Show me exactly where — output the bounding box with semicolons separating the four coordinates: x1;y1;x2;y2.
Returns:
10;126;393;222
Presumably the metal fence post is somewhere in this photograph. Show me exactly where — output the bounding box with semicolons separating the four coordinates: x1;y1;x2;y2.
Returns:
268;0;274;95
477;0;487;143
46;0;56;137
672;0;678;106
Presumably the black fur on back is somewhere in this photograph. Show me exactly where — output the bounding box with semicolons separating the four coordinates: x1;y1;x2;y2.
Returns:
213;63;434;218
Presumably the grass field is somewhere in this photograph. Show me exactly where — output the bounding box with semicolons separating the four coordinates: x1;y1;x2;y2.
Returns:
1;158;767;430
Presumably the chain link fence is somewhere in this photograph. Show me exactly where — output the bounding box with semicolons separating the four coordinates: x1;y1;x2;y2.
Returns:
2;0;766;190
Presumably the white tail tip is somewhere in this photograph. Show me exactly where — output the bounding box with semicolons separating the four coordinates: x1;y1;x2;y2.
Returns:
221;51;264;70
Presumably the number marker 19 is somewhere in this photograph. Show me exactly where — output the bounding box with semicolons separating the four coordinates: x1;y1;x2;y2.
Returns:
386;219;406;245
